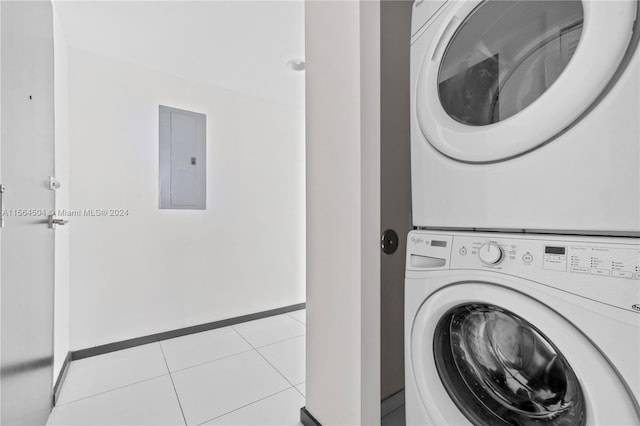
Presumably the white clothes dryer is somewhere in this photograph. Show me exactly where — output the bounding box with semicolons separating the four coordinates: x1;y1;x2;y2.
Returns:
405;230;640;425
410;0;640;235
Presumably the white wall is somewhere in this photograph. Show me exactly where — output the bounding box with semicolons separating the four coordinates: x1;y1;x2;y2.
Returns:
52;3;70;381
67;48;305;350
305;1;380;424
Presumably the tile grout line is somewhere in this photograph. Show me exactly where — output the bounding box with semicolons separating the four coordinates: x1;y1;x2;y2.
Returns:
285;311;306;326
230;315;305;349
159;343;188;426
195;386;297;426
143;327;303;376
250;330;306;398
231;328;300;390
252;333;305;350
293;380;305;397
293;384;305;398
55;372;171;407
169;347;256;375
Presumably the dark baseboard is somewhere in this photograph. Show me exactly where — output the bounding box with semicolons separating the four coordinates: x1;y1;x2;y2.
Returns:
300;407;322;426
53;351;72;406
71;303;306;361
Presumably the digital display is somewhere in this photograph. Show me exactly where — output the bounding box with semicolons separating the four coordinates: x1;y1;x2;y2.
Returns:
545;246;566;255
431;240;447;247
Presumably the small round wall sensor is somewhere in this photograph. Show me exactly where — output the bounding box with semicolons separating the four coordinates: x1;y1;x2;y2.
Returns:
287;59;305;71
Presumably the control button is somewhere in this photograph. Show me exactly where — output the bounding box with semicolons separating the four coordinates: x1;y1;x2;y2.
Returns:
612;271;633;279
522;253;533;263
634;272;640;280
571;266;589;274
459;246;468;256
479;243;504;265
590;268;610;276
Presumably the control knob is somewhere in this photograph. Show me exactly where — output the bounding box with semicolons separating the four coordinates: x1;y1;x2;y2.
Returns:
479;243;504;265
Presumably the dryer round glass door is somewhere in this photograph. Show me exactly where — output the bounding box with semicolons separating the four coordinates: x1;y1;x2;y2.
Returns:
414;0;638;162
438;1;583;126
433;304;585;425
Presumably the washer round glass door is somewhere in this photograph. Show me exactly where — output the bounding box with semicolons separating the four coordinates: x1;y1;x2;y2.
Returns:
433;304;585;425
409;281;640;425
415;0;638;162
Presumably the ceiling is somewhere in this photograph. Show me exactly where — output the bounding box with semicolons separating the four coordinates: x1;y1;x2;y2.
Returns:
53;1;305;107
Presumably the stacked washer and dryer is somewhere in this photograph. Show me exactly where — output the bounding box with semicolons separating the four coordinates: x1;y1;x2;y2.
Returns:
405;0;640;425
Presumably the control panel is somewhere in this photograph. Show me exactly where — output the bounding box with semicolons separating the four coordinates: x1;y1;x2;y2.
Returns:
453;236;638;280
406;231;640;313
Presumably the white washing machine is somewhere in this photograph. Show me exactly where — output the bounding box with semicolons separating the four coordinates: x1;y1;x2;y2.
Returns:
405;230;640;425
410;0;640;235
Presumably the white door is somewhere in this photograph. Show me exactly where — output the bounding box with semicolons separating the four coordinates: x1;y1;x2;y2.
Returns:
411;282;640;425
414;0;638;162
1;1;56;424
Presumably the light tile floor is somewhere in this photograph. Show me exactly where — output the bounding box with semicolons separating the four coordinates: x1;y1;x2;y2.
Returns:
47;310;306;426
